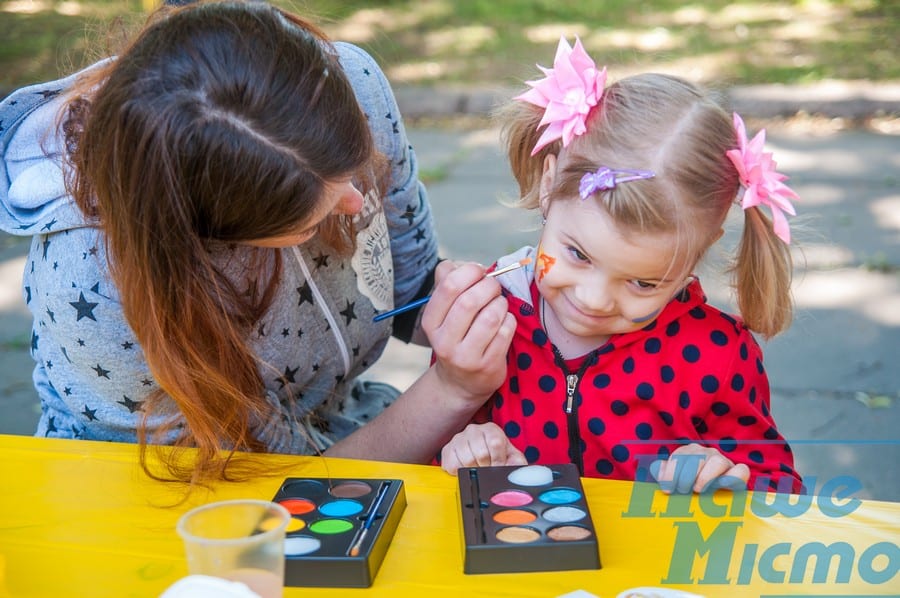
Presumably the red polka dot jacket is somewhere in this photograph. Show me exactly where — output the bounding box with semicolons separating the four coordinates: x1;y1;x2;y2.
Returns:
484;251;804;494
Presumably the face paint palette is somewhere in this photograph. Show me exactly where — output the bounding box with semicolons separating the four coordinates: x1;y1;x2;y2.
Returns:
271;477;406;587
457;463;601;574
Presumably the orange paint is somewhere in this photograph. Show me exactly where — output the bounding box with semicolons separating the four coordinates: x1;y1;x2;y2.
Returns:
537;248;556;283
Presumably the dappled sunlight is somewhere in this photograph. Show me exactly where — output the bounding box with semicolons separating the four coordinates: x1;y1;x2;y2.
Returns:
0;255;27;314
523;23;590;44
584;26;685;53
870;194;900;232
795;243;856;270
324;2;452;44
3;0;50;13
424;25;495;55
387;60;451;83
793;268;900;326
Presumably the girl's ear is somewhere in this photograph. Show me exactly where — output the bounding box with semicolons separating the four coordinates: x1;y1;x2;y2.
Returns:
539;154;557;216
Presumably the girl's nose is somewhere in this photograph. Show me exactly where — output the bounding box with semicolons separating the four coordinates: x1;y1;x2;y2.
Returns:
576;276;616;313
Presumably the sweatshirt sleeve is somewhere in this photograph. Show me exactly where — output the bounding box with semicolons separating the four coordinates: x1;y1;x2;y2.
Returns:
335;42;439;309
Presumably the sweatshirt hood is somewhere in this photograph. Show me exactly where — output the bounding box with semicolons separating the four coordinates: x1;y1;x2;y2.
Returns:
0;67;103;236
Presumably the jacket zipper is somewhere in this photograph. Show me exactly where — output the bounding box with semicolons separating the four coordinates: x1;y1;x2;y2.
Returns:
551;347;597;476
291;246;351;377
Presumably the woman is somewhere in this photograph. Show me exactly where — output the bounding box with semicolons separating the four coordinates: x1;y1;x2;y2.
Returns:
0;0;514;485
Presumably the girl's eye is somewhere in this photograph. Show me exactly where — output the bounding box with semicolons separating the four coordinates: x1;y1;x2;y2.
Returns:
633;280;659;290
568;246;589;262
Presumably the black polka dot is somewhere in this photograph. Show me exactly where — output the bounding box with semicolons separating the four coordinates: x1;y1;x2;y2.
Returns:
612;444;630;462
731;374;745;391
666;321;680;337
538;375;556;392
509;377;519;393
656;446;671;459
532;329;548;346
524;446;540;462
761;402;770;417
678;391;691;409
661;365;675;383
623;357;635;373
701;375;719;393
517;353;532;370
738;415;757;426
764;426;779;440
598;343;615;355
493;394;504;409
682;345;700;363
756;357;764;374
749;387;757;404
522;399;535;417
636;382;654;400
587;417;605;435
740;342;748;360
692;417;708;434
720;312;738;327
658;410;674;425
711;402;730;416
592;373;611;389
504;421;521;438
595;459;614;475
689;306;706;319
710;330;728;346
635;422;652;439
519;303;534;317
719;437;737;452
543;421;559;439
644;338;661;353
748;450;764;463
610;400;629;415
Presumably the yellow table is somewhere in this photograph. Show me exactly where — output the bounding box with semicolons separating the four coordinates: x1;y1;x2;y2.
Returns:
0;434;897;597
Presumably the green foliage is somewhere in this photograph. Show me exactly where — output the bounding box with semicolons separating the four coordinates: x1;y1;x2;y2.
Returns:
1;0;896;95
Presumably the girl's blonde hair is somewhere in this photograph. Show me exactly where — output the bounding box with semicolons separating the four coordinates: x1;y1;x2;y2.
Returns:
501;73;793;338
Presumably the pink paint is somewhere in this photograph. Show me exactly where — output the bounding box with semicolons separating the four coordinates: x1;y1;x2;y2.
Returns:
490;490;533;507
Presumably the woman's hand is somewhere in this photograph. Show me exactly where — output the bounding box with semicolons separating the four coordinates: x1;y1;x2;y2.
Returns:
441;423;527;475
423;261;516;403
650;443;750;494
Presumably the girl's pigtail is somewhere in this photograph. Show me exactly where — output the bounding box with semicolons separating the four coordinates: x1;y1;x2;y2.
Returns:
726;112;799;338
731;206;793;338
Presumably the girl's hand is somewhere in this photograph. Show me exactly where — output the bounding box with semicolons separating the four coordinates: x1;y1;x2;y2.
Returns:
650;443;750;494
423;261;516;403
441;423;527;475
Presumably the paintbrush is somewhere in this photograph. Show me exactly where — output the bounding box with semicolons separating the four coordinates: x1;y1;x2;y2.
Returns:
372;257;532;322
347;481;391;557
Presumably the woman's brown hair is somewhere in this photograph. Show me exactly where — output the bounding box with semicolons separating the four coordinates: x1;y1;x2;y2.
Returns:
64;0;378;486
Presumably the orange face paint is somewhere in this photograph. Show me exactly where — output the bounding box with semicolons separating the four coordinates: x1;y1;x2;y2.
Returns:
536;247;556;283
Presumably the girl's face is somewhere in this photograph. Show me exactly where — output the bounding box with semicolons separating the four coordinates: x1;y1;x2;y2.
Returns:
537;197;692;347
243;178;364;248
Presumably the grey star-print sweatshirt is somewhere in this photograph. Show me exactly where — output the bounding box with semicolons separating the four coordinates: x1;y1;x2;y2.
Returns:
0;43;438;452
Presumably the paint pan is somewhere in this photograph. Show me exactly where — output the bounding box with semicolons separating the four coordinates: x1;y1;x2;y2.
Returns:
457;463;601;574
271;477;406;587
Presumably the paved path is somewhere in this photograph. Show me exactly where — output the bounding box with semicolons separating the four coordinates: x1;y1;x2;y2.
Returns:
1;91;898;501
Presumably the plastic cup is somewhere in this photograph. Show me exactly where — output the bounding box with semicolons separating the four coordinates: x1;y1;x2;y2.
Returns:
176;499;289;598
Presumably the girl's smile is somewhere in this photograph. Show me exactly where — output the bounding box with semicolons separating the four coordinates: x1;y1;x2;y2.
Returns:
536;197;692;357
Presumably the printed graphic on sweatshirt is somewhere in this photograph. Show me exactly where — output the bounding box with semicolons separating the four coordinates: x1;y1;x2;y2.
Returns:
351;189;392;310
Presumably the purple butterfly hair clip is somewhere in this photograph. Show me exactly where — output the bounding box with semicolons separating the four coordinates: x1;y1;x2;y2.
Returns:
579;166;655;199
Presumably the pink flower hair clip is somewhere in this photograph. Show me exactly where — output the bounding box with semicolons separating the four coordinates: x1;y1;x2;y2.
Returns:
515;36;607;156
726;113;799;244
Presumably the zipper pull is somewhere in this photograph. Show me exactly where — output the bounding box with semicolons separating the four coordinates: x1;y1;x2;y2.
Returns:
565;374;578;414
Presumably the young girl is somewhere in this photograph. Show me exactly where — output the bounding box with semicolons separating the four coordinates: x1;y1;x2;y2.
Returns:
440;38;803;494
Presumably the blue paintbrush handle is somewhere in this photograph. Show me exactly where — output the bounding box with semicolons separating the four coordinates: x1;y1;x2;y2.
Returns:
372;295;431;322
